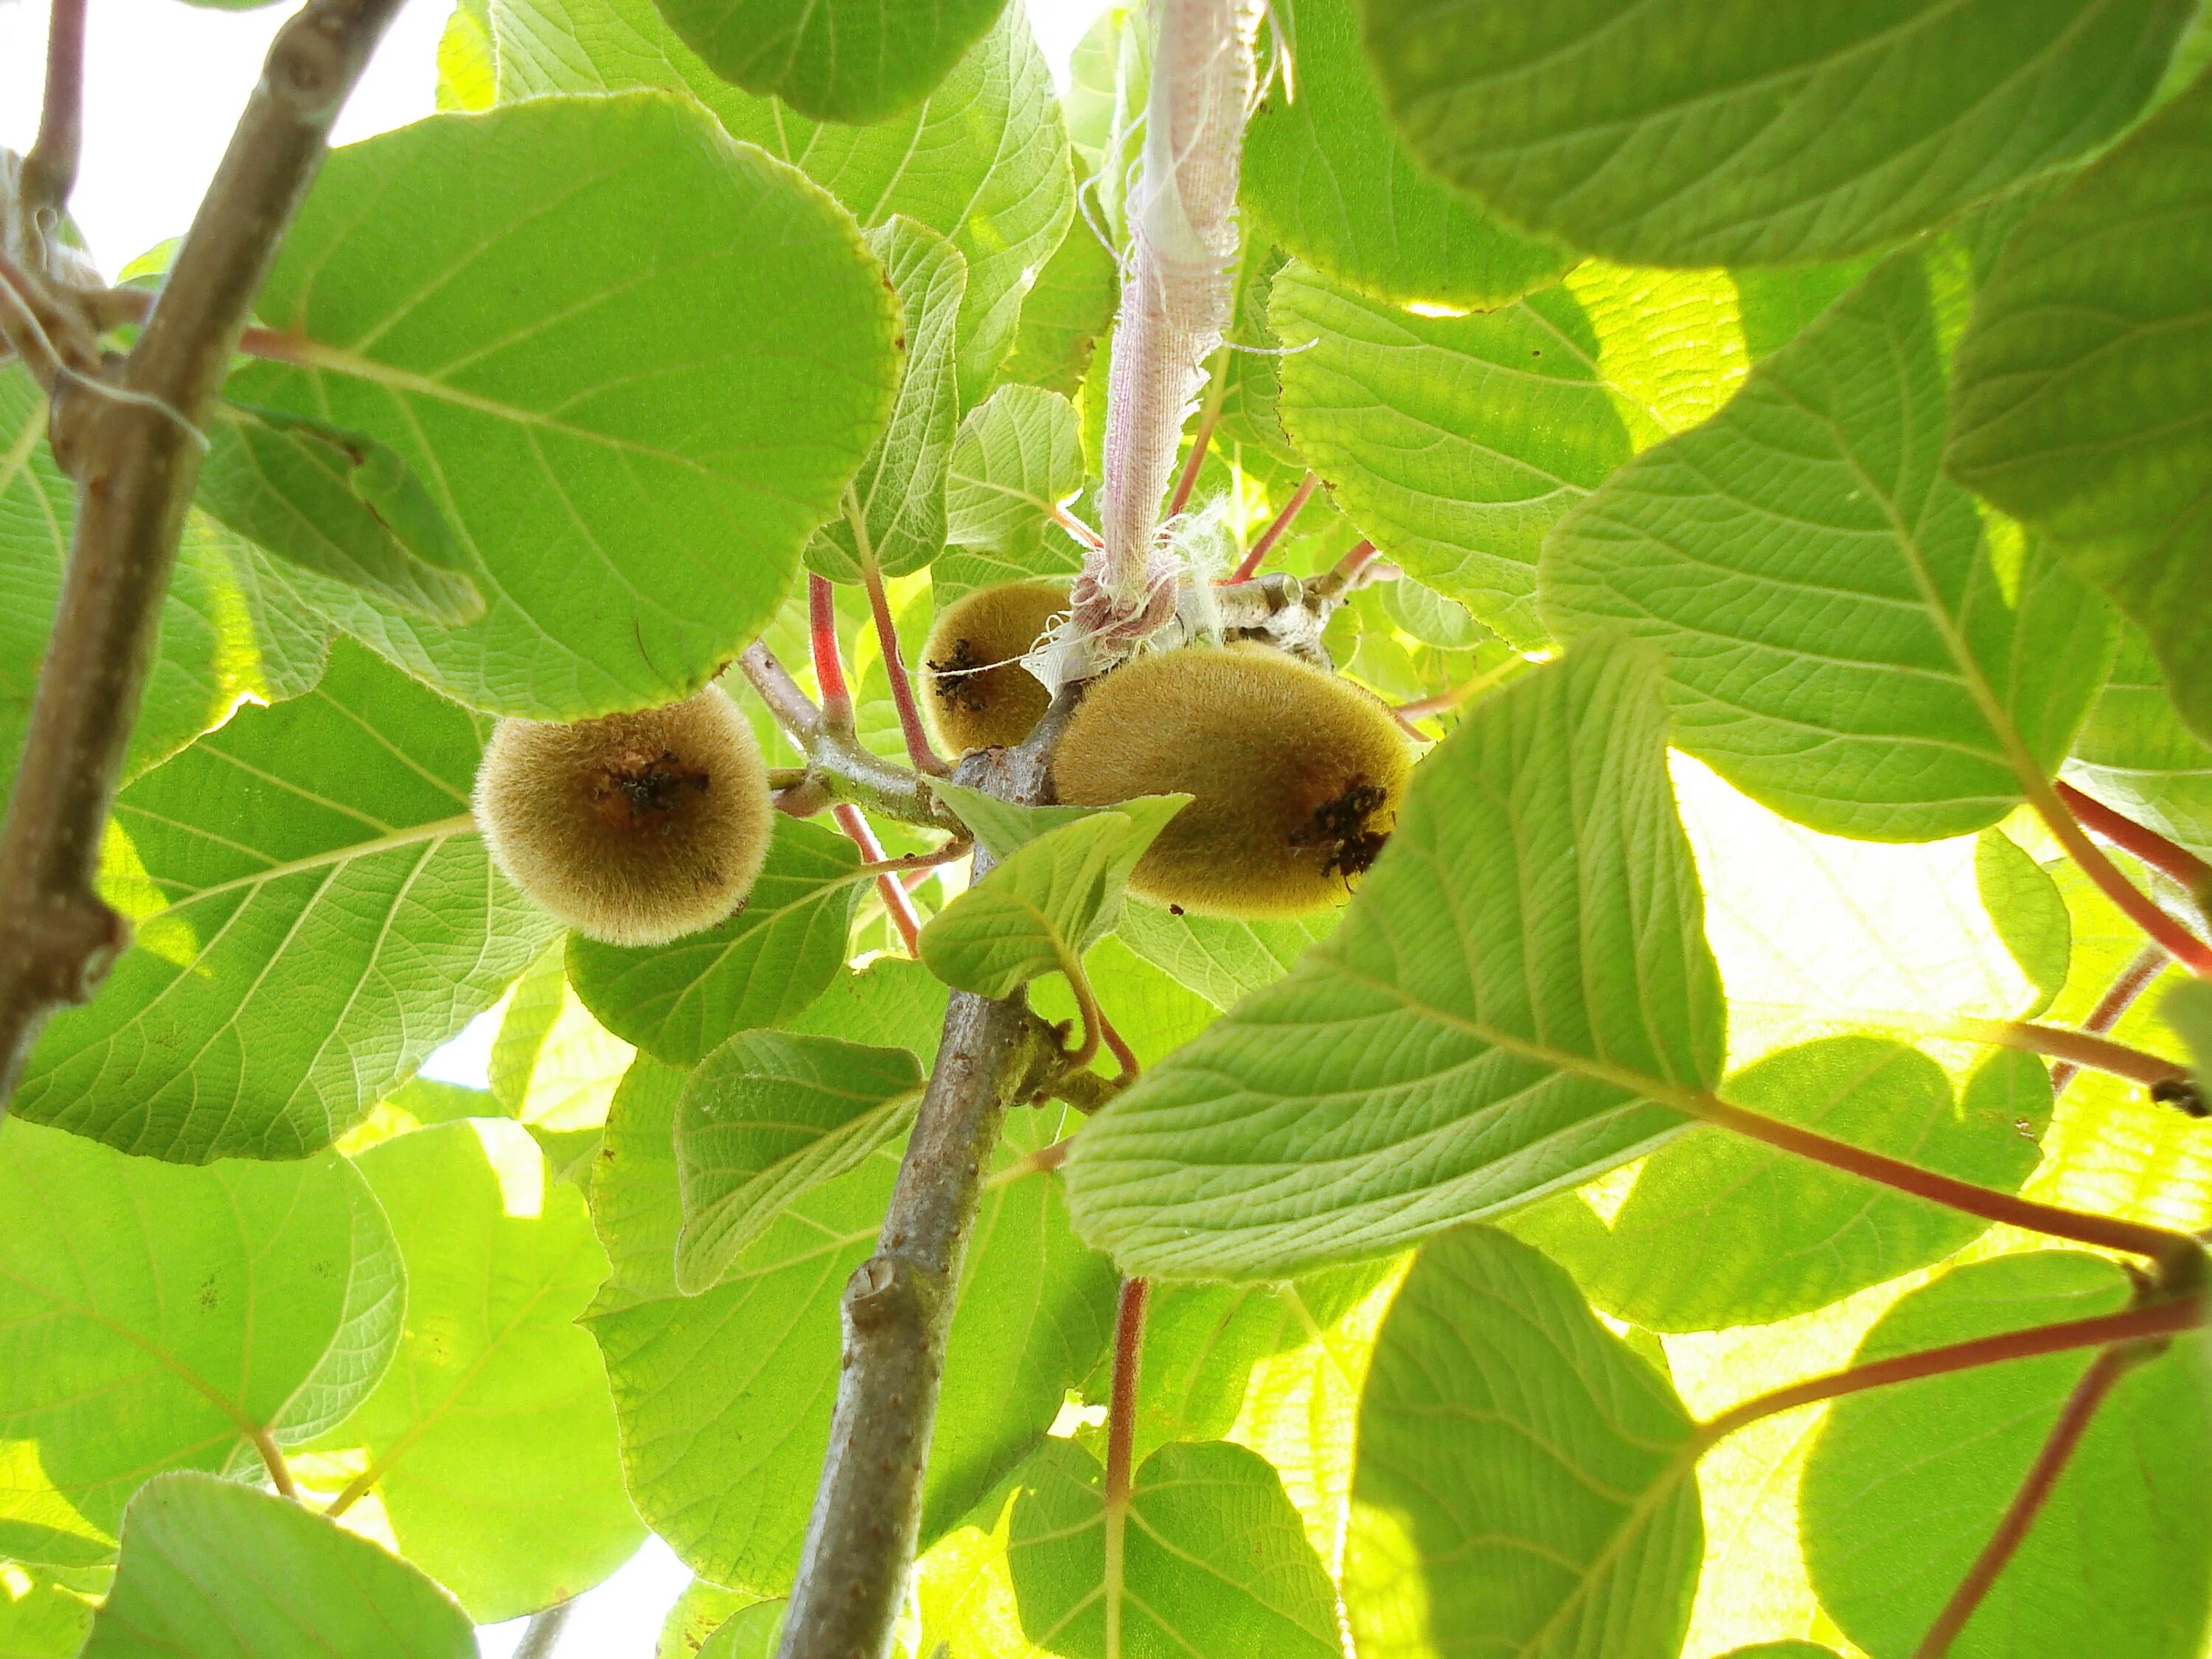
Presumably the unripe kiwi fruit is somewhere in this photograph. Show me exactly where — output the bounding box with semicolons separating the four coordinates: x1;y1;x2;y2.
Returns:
1051;644;1410;917
473;684;773;947
920;581;1066;754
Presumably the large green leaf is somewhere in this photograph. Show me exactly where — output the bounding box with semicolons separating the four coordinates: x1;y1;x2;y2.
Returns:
585;1067;1115;1587
785;957;953;1062
807;218;967;581
644;0;1006;122
1243;0;1566;307
1507;1041;2051;1332
1542;254;2115;842
1272;260;1743;647
195;402;482;625
675;1032;924;1293
2066;627;2212;860
493;0;1071;400
1802;1252;2212;1659
0;1564;94;1658
16;641;557;1163
229;92;897;719
568;815;862;1065
1344;1227;1703;1659
77;1475;472;1658
1947;69;2212;744
1111;900;1335;1012
937;385;1086;602
1001;224;1117;397
1;368;329;799
919;798;1189;999
1006;1439;1340;1659
1064;636;1722;1279
307;1121;641;1621
1360;0;2191;267
0;1121;400;1565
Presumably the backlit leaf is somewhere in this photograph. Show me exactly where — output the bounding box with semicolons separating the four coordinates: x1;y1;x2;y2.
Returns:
939;385;1086;602
2065;627;2212;860
645;0;1006;122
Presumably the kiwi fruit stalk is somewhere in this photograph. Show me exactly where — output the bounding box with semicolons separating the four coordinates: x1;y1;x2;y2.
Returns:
1051;644;1410;917
920;581;1067;754
473;684;772;947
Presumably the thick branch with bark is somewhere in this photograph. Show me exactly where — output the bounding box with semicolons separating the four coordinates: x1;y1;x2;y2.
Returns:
0;0;409;1110
776;717;1075;1659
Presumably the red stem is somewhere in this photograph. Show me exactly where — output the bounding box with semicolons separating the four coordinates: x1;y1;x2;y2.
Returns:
1164;403;1220;523
810;575;852;729
1104;1277;1150;1506
22;0;88;212
1912;1343;2140;1658
1695;1298;2199;1447
2050;943;2166;1094
1098;1006;1139;1082
2031;782;2212;977
1228;471;1318;582
862;557;947;776
832;803;920;955
1052;501;1105;552
2058;782;2212;898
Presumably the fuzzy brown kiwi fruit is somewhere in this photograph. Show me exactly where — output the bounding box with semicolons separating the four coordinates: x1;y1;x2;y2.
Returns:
1051;644;1411;917
473;684;773;947
920;581;1067;754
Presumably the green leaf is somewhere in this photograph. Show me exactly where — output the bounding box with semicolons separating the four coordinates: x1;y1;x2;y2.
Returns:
436;0;498;109
308;1121;641;1621
2066;627;2212;860
568;815;863;1065
1541;253;2115;842
1506;1040;2051;1332
1361;0;2191;266
0;1564;94;1658
493;0;1071;401
1715;1646;1842;1659
585;1073;1114;1587
656;1581;767;1659
807;218;967;582
16;641;557;1162
1345;1228;1702;1659
1028;936;1217;1074
0;1121;400;1565
1006;1439;1341;1659
1272;260;1744;647
1;368;330;799
675;1032;925;1293
785;957;953;1064
1947;69;2212;745
491;938;636;1133
699;1601;788;1658
931;779;1105;860
939;386;1086;602
1975;830;2072;1015
229;93;898;719
1001;224;1118;397
77;1475;472;1658
1111;900;1335;1012
1064;636;1722;1279
1242;0;1567;308
2167;979;2212;1102
644;0;1006;122
919;798;1191;998
1802;1252;2212;1659
196;401;483;625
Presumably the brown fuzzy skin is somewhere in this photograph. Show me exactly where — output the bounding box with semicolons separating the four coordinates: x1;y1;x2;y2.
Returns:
473;684;772;947
1051;644;1411;916
920;582;1066;754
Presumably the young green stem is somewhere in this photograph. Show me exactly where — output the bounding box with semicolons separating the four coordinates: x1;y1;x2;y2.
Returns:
20;0;88;215
1912;1342;2146;1659
1103;1276;1152;1659
1309;539;1378;602
1397;658;1521;723
735;643;958;831
2051;943;2166;1094
2028;775;2212;976
1228;470;1318;582
249;1427;299;1502
2056;781;2212;904
832;803;921;956
862;554;947;776
809;575;852;730
1691;1297;2200;1450
1056;946;1104;1071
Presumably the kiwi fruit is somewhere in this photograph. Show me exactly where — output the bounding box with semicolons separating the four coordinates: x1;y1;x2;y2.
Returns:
1051;644;1411;917
473;684;773;947
920;581;1066;754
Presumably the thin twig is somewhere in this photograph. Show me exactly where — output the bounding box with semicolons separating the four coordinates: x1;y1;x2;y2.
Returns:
1691;1298;2200;1448
2057;781;2212;902
513;1600;575;1659
810;574;852;730
1227;470;1317;582
0;0;412;1113
1309;538;1378;602
2051;943;2168;1094
1397;658;1520;723
863;556;948;776
76;282;326;367
850;841;969;880
20;0;88;215
1950;1016;2188;1091
1102;1276;1151;1659
2029;776;2212;977
735;643;958;831
1053;500;1105;551
1098;1004;1139;1082
1913;1343;2146;1658
832;803;921;956
1162;355;1228;524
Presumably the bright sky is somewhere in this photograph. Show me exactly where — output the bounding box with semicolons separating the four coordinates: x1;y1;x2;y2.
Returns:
0;0;1109;1650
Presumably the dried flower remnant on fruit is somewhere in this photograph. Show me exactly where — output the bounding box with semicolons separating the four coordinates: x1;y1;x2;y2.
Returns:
920;581;1067;754
473;684;773;947
1052;644;1411;916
